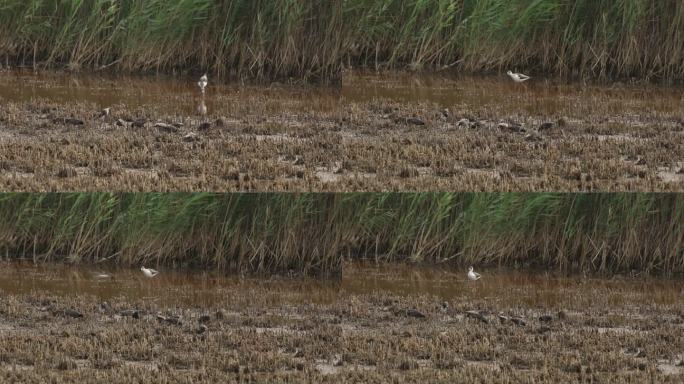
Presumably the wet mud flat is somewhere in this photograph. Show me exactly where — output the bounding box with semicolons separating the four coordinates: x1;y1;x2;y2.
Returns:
0;263;683;383
343;72;684;191
0;71;683;191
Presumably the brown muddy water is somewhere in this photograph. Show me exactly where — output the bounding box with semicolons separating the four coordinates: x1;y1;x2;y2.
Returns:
342;70;684;116
0;69;341;115
2;261;681;307
1;261;683;382
0;69;683;191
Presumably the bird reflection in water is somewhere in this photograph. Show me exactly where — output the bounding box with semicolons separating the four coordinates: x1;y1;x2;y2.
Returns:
197;98;207;115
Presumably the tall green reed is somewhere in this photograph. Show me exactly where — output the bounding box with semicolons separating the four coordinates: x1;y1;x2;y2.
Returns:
0;0;343;82
341;0;684;82
2;1;684;82
0;193;681;276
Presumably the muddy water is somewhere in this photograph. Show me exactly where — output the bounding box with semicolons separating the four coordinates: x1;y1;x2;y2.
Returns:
0;69;340;115
342;70;684;116
1;261;681;309
2;69;683;118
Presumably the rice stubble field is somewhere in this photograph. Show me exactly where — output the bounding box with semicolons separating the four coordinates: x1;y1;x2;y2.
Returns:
0;263;683;383
0;71;683;191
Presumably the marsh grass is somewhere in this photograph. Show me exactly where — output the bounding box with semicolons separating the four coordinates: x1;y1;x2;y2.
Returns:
3;1;684;82
0;193;682;276
0;0;343;82
342;0;684;82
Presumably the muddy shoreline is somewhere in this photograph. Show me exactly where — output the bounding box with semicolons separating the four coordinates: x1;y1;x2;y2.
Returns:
1;72;683;191
1;263;683;382
1;286;683;382
1;99;682;192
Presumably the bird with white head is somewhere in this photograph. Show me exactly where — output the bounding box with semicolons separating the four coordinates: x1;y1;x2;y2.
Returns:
507;70;531;83
140;266;159;278
198;74;208;94
467;266;481;281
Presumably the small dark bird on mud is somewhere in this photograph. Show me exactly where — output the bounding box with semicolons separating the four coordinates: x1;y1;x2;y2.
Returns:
465;310;489;324
539;121;554;131
440;302;449;314
406;309;426;318
511;317;527;326
62;309;83;318
97;108;110;118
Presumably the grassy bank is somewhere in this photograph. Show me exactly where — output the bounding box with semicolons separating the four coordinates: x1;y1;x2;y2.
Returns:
342;0;684;82
0;193;682;276
0;0;342;82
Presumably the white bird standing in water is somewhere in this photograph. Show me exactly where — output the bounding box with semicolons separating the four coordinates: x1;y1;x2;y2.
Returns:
467;266;481;281
198;73;208;94
507;70;531;83
140;266;159;278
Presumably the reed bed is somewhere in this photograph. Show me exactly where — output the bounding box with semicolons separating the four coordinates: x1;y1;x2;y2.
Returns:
341;0;684;82
0;0;342;82
3;1;684;82
0;193;682;276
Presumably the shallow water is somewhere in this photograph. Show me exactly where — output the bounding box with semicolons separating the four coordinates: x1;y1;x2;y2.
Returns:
0;69;340;115
2;69;683;118
1;261;681;308
342;70;684;117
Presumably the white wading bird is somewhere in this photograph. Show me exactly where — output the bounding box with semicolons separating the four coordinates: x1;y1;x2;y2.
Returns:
198;73;208;94
467;266;481;281
507;70;531;83
140;266;159;278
